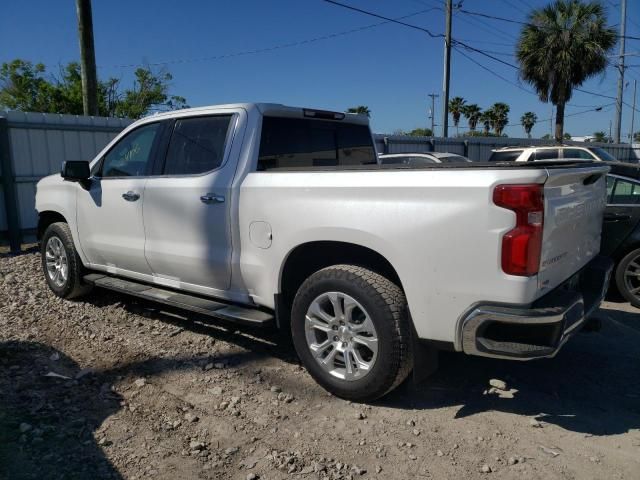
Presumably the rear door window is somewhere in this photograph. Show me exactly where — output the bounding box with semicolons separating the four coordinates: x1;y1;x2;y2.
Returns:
534;149;560;160
257;117;376;170
163;115;233;175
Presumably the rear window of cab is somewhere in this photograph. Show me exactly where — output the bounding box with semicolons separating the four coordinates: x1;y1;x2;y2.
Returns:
257;117;376;170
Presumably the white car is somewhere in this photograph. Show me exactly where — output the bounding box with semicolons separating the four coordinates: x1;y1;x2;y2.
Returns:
489;145;618;162
379;152;472;165
35;103;612;400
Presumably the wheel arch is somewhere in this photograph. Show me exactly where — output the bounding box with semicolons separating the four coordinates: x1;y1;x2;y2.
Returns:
276;240;404;329
37;211;68;241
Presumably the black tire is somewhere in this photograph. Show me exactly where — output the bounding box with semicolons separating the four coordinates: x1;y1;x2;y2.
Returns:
291;265;413;402
615;247;640;308
41;222;92;299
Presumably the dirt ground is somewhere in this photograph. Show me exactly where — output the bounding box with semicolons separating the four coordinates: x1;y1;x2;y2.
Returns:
1;249;639;480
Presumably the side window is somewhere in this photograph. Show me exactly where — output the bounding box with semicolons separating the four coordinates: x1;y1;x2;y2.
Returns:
534;149;560;160
563;148;595;160
163;115;233;175
101;123;161;178
611;178;640;205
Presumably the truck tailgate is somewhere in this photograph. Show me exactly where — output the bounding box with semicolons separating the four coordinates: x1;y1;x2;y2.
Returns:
538;165;609;294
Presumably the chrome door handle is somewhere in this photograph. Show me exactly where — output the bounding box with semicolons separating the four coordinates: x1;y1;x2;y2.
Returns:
122;191;140;202
200;193;225;204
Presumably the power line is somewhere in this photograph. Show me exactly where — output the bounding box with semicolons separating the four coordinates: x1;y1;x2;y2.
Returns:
458;7;640;41
498;0;528;16
453;7;519;44
459;8;527;26
453;42;639;112
321;0;443;38
91;7;438;69
453;45;536;95
322;0;640;115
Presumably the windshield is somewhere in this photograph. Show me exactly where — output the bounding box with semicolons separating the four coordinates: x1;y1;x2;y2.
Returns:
587;147;618;162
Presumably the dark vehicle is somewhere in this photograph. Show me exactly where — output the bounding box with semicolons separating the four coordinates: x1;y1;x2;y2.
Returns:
601;162;640;307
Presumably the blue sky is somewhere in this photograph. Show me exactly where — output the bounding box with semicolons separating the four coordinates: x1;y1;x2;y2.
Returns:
2;0;640;139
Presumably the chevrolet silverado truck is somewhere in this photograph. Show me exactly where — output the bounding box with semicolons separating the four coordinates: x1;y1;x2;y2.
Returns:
35;103;613;401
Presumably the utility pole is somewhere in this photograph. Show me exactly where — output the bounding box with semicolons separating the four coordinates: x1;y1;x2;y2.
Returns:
75;0;98;116
428;93;438;136
631;79;637;143
441;0;452;138
614;0;627;143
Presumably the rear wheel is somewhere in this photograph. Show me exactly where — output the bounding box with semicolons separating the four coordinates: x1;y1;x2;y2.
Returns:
615;247;640;308
291;265;412;401
41;222;92;299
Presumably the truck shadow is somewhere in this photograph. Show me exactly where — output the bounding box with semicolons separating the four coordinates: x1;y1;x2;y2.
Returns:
383;310;640;436
0;339;265;480
0;340;124;479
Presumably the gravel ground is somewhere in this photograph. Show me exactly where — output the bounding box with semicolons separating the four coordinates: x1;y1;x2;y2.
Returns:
1;249;639;480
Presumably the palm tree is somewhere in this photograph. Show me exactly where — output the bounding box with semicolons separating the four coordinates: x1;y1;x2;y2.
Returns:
490;102;510;136
593;131;607;142
346;105;371;117
480;111;493;136
448;96;466;135
520;111;538;138
516;0;617;142
462;104;482;132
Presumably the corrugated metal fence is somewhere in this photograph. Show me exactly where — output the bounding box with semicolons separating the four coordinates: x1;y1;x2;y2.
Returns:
374;134;640;162
0;111;131;250
1;111;639;252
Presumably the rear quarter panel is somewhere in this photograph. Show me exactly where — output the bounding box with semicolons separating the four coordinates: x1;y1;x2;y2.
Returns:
238;168;549;343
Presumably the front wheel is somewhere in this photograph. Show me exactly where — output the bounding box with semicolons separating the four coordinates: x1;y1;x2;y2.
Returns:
291;265;413;402
615;247;640;308
41;222;92;299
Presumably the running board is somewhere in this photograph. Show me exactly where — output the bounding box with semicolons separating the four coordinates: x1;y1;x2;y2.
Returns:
83;274;274;328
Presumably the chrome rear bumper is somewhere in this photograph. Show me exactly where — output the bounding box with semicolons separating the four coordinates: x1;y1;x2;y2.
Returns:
459;256;613;360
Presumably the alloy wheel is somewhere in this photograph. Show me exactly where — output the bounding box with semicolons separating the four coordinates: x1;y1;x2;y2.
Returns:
304;292;379;381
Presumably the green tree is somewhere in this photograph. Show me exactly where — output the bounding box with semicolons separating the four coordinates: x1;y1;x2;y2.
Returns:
488;103;510;136
563;132;572;140
541;133;553;140
448;96;466;134
461;103;482;132
407;127;433;136
593;131;607;142
0;60;58;112
633;131;640;143
346;105;371;117
516;0;617;142
0;59;188;119
480;111;493;135
520;111;538;138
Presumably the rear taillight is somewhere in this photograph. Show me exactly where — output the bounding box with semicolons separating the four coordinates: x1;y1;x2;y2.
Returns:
493;184;544;276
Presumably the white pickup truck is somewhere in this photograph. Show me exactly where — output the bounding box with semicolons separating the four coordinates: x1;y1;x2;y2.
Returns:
35;103;613;401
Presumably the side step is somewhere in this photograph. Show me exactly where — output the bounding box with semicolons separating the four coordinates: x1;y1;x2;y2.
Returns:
83;274;274;328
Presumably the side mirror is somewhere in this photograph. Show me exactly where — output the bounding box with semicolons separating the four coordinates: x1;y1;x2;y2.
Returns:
61;161;90;182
